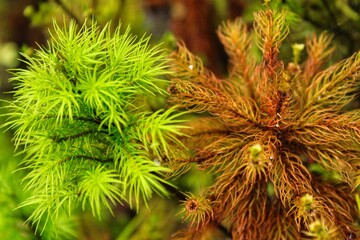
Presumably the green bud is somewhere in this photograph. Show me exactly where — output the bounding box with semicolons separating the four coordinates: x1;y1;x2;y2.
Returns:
300;193;314;211
292;43;305;64
250;143;262;158
23;5;34;17
309;219;327;236
263;0;271;5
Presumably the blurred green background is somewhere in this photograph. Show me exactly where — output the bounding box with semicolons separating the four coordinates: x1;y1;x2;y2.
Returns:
0;0;359;239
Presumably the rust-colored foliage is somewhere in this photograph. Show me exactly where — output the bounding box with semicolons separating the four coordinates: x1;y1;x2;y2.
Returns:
168;6;360;240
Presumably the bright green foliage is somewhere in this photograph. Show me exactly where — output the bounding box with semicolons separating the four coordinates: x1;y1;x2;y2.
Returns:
3;19;187;232
0;127;78;239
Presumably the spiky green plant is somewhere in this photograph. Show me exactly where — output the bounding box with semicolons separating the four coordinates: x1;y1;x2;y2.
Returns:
168;4;360;239
2;19;187;233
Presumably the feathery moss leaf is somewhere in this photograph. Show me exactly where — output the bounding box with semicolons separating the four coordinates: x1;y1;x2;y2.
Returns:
168;4;360;239
2;19;187;233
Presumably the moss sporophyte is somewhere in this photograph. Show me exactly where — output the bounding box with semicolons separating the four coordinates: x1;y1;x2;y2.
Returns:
167;5;360;240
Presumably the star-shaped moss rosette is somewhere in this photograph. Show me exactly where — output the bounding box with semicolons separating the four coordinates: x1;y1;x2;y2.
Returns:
168;6;360;239
3;20;188;232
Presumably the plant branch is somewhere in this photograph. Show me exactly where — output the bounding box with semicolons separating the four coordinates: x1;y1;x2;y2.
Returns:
164;181;233;238
69;155;113;163
51;129;108;143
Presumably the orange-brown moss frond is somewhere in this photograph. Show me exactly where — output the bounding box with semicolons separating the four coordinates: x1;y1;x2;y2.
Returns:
211;173;255;216
330;110;360;147
171;42;205;81
230;185;267;240
168;79;229;112
291;119;355;143
271;152;312;205
313;181;357;229
302;51;360;116
254;8;289;76
291;120;358;149
170;43;232;93
253;67;298;125
168;80;260;128
179;192;213;230
263;200;301;240
166;4;360;239
195;133;251;171
305;148;354;186
178;117;231;150
303;33;335;84
217;18;253;76
217;18;255;96
259;88;292;120
256;76;278;117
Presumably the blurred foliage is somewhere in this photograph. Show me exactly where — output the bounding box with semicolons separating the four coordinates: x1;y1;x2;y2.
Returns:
24;0;148;36
0;130;32;240
0;42;19;68
116;198;178;240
